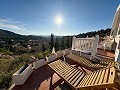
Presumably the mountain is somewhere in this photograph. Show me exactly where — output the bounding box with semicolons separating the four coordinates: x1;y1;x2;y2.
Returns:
0;29;49;41
76;28;111;38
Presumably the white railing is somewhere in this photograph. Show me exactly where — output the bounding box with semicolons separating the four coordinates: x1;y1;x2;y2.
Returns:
72;35;99;59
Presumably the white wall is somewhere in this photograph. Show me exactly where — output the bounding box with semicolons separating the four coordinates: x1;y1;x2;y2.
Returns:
47;54;57;63
115;37;120;62
13;64;33;85
33;59;47;69
64;49;71;55
56;51;63;58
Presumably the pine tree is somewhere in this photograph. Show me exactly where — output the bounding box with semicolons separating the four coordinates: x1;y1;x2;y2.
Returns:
42;43;45;52
50;33;54;52
66;36;70;48
61;36;65;50
55;37;59;51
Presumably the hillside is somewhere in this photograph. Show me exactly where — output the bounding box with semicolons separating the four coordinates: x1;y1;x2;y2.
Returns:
0;29;49;41
76;28;111;38
0;29;50;54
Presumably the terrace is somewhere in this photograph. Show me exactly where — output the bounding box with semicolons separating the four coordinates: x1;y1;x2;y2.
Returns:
10;33;120;90
11;48;114;90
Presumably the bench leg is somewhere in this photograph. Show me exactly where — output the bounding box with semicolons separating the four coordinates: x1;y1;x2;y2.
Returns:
80;51;81;56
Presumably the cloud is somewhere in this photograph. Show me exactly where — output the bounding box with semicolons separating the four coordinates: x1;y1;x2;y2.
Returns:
0;18;26;31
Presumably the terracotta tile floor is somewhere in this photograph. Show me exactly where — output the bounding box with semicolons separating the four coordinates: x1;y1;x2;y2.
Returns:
97;48;114;58
97;48;115;62
11;65;63;90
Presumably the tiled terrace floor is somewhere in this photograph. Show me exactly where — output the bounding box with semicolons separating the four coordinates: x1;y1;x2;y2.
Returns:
12;65;63;90
97;48;114;58
11;49;115;90
97;48;115;62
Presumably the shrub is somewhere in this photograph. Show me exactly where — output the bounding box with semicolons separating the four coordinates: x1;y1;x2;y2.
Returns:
34;50;50;59
0;48;13;55
0;54;30;89
34;53;44;59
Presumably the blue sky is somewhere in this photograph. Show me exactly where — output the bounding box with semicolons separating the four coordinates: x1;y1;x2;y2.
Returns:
0;0;120;35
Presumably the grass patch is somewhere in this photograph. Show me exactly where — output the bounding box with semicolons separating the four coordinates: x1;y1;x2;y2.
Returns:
0;54;30;89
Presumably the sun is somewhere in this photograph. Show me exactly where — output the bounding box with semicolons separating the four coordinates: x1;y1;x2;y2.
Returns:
55;15;63;25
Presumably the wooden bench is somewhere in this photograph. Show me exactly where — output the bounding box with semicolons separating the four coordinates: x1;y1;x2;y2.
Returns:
72;35;99;60
48;60;120;90
66;54;116;70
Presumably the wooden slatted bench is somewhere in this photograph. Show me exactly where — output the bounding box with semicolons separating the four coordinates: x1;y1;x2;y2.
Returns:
48;60;120;90
48;60;85;90
66;54;116;70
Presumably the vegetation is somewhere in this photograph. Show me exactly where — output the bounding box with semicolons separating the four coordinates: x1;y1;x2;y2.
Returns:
0;54;30;88
55;37;59;51
42;43;45;52
0;48;13;55
0;29;46;41
50;33;54;52
76;28;111;38
0;29;50;54
34;50;50;59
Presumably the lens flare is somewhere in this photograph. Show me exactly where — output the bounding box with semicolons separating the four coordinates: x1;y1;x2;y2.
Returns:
55;15;63;25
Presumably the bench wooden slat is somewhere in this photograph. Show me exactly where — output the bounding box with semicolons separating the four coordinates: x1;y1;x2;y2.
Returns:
69;71;80;82
108;67;115;83
80;73;91;86
54;62;68;76
78;74;89;87
71;72;83;85
94;70;102;85
66;69;78;80
55;61;75;78
87;71;97;86
90;71;99;86
98;69;105;84
83;73;94;86
50;64;62;75
57;61;72;75
74;73;85;87
102;68;109;84
64;69;77;79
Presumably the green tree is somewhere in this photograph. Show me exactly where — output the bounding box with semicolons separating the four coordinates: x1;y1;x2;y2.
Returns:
42;43;45;52
55;37;59;51
66;36;70;48
61;36;65;50
50;33;54;52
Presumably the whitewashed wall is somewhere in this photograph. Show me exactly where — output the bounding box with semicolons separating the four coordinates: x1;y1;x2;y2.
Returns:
12;64;33;85
64;49;71;55
46;54;57;63
33;59;47;69
56;51;63;58
115;37;120;62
